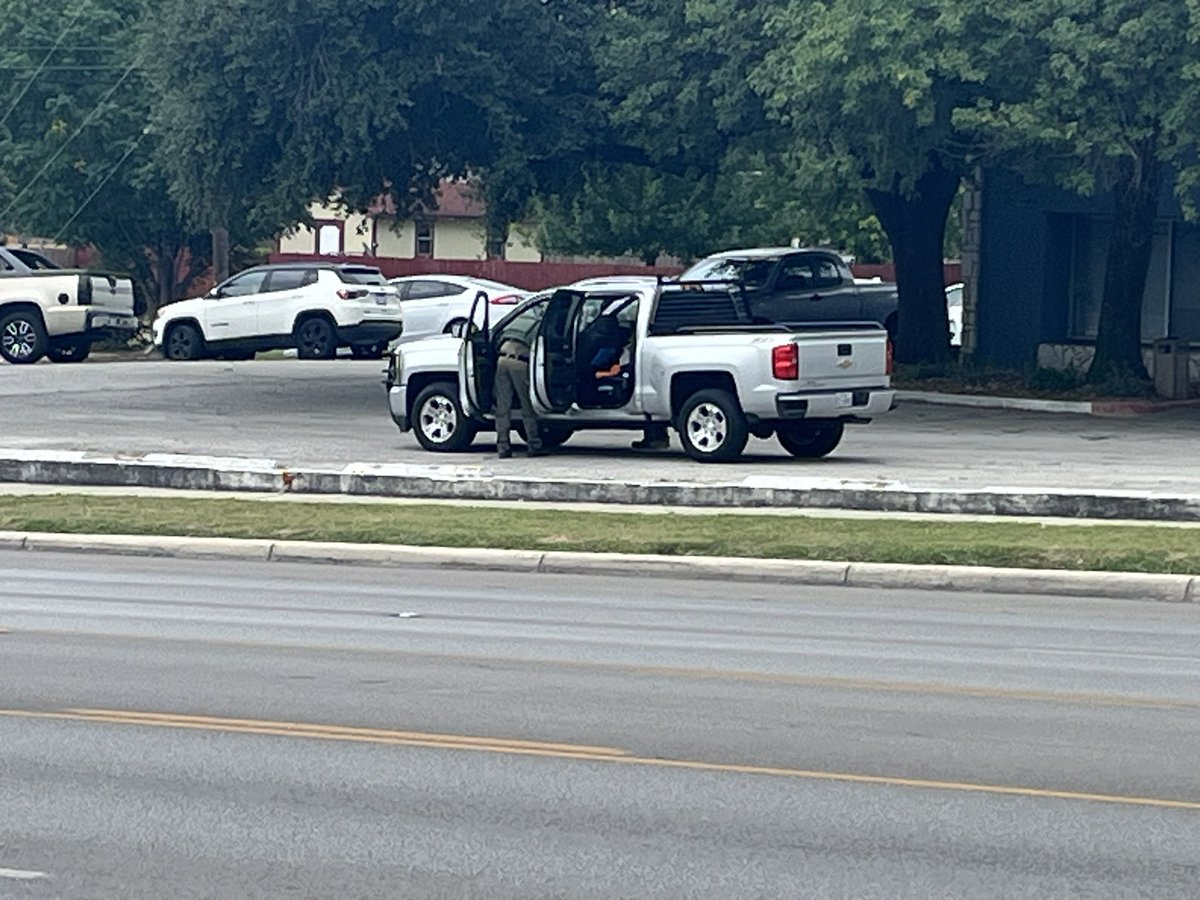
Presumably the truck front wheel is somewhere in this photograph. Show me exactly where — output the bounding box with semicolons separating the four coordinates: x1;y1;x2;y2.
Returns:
412;382;477;452
0;309;48;364
777;421;845;458
677;389;749;462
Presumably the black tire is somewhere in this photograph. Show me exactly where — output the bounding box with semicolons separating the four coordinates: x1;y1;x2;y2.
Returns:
350;342;385;360
412;382;477;452
443;318;469;337
777;421;845;458
295;316;337;360
46;340;92;363
0;309;49;364
676;389;749;463
538;424;574;449
164;322;205;361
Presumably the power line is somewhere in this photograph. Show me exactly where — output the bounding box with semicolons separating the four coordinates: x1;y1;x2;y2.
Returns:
53;131;146;242
0;54;142;225
0;6;86;131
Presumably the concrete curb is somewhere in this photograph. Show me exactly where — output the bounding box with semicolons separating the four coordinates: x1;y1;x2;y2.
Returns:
1;531;1194;603
4;450;1200;522
897;390;1200;416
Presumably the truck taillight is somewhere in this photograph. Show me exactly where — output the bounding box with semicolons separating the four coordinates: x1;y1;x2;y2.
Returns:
886;339;894;375
772;343;799;380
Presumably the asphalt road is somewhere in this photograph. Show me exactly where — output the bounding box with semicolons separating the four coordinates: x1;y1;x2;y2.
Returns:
1;551;1199;898
3;358;1199;493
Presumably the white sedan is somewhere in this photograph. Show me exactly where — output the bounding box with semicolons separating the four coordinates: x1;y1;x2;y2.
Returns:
388;275;527;344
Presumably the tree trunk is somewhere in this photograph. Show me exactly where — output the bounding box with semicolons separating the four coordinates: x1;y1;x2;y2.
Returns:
1087;142;1159;386
866;162;961;365
211;226;230;284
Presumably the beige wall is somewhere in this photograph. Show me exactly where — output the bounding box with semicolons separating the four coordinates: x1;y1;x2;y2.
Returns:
376;220;415;259
280;203;543;263
507;223;542;263
278;201;373;256
434;218;486;260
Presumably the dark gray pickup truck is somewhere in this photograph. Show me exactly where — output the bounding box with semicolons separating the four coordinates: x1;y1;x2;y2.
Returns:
679;247;899;336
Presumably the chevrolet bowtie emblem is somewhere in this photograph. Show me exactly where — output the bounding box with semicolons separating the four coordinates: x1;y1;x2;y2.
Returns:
837;358;854;368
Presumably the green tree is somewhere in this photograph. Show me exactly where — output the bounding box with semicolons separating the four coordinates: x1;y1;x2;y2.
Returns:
0;0;220;313
533;151;891;266
963;0;1200;386
141;0;609;273
585;0;1006;362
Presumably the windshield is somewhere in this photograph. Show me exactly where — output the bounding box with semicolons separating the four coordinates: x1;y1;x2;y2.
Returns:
679;257;775;289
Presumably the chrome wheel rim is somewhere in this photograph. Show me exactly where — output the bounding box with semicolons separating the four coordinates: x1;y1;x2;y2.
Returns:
686;402;727;453
2;318;37;360
419;395;457;443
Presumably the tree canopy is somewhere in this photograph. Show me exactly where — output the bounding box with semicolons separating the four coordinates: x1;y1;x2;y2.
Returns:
0;0;223;310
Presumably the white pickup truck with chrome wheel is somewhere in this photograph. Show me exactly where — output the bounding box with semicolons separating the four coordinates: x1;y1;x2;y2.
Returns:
386;279;895;462
0;246;138;364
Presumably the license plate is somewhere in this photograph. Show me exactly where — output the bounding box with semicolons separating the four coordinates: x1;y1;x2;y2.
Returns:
375;296;387;306
834;391;853;408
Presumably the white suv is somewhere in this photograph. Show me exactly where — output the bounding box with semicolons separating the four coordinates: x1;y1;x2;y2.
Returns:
154;263;402;360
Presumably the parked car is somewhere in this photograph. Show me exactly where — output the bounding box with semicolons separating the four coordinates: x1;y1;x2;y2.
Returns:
153;263;401;361
0;246;138;364
387;275;527;344
387;277;895;462
678;247;900;336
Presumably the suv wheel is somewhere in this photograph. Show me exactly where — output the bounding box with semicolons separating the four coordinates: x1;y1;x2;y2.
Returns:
777;421;845;458
0;310;48;364
350;342;385;359
412;382;477;452
164;322;204;360
296;317;336;360
47;341;92;363
677;389;749;462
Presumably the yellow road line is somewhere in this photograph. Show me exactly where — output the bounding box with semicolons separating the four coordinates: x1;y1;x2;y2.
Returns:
2;707;1198;811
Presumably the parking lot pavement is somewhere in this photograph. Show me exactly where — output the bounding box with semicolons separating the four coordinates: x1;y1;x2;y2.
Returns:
2;359;1197;494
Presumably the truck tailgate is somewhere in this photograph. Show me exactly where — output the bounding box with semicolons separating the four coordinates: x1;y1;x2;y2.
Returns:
793;327;889;384
86;274;136;315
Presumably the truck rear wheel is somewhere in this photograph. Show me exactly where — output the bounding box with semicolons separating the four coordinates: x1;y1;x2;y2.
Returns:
412;382;477;452
677;389;749;462
777;421;845;458
0;309;48;364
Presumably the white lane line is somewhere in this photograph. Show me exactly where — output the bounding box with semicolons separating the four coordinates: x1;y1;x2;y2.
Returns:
0;866;49;881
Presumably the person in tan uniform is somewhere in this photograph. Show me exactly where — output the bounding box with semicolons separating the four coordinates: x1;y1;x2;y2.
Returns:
493;335;545;458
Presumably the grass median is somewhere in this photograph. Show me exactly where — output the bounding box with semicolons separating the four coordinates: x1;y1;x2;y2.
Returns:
0;493;1197;574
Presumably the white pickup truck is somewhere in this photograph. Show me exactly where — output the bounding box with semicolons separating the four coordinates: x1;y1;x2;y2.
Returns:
386;279;895;462
0;246;138;364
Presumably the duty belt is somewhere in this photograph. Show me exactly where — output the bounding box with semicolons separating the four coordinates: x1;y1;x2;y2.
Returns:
500;351;529;362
